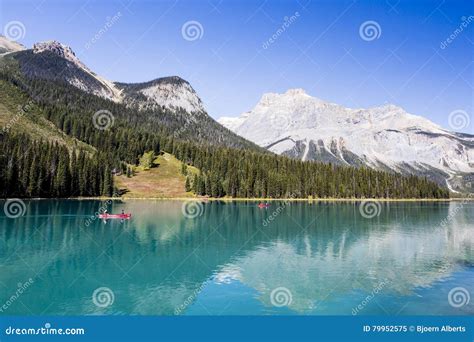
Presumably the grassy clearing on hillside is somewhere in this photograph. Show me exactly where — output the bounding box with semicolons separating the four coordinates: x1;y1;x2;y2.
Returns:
115;152;199;198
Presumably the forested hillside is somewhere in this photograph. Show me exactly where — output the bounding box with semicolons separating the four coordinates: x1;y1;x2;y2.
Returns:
9;49;260;151
0;133;113;197
0;53;450;199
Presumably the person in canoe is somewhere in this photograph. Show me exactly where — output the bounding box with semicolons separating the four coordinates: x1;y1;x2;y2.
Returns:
98;211;131;220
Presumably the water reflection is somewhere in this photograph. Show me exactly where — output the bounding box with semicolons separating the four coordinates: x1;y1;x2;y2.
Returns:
0;200;472;315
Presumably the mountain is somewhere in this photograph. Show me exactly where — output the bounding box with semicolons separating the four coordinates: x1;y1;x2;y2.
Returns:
116;76;205;114
0;35;25;54
2;38;258;150
11;41;123;101
0;36;449;200
219;89;474;192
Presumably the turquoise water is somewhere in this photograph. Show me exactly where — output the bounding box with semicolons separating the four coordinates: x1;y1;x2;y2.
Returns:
0;200;473;315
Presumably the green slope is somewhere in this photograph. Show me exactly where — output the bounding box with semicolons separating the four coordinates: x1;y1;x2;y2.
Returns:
0;79;95;153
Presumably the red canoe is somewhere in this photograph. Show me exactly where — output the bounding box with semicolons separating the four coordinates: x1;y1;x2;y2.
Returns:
98;213;131;219
258;203;270;208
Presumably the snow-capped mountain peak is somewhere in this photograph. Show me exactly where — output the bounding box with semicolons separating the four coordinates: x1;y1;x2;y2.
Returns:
219;89;474;192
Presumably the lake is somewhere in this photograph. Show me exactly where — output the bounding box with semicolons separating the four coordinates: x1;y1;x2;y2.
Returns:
0;199;473;315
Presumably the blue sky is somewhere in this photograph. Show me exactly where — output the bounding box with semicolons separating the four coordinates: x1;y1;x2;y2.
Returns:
0;0;472;132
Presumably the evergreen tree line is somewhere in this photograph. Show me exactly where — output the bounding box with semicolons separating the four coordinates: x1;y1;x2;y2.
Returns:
0;71;449;199
170;142;449;199
0;133;114;197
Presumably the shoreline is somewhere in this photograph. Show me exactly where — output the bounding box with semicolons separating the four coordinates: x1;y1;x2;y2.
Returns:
5;197;473;202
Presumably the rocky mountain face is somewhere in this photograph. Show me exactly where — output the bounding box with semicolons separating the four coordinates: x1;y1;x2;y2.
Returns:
0;35;25;54
219;89;474;192
0;37;257;150
10;40;205;116
116;76;205;114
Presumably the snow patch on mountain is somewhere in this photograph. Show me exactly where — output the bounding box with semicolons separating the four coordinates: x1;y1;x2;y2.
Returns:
219;89;474;191
219;112;250;131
